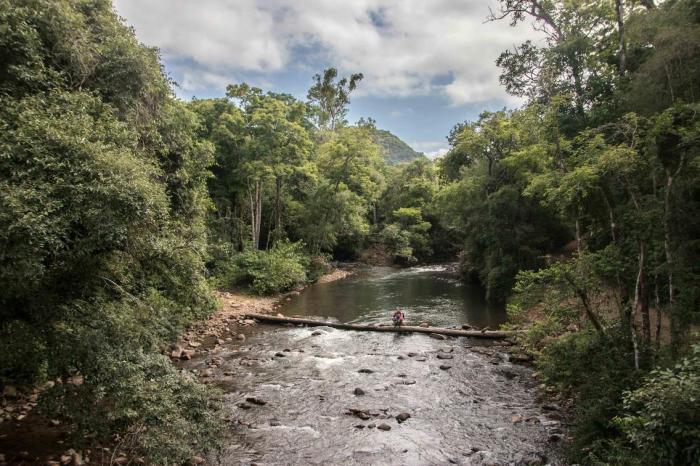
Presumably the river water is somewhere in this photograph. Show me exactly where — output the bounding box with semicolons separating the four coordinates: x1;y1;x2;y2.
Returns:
200;265;565;465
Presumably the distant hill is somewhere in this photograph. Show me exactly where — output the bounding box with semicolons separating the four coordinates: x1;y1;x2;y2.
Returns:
371;129;426;165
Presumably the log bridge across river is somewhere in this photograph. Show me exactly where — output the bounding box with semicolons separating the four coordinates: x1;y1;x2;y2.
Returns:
243;313;515;339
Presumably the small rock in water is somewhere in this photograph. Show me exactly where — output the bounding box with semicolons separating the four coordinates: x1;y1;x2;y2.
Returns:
429;333;447;340
407;352;417;357
397;355;406;360
269;419;281;427
414;357;427;362
439;365;452;370
461;324;473;330
511;414;523;424
238;403;252;410
419;322;429;328
367;423;376;428
245;397;267;406
377;423;391;431
353;388;365;396
311;330;322;336
354;424;365;429
274;352;286;357
358;368;374;374
402;380;416;385
395;413;411;423
436;353;453;360
347;409;371;420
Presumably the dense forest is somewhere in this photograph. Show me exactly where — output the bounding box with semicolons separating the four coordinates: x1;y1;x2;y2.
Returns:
0;0;698;464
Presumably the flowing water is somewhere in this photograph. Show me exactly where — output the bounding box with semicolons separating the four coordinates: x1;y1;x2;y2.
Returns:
197;265;566;465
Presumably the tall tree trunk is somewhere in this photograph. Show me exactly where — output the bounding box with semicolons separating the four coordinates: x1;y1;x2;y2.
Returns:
635;240;651;348
664;168;678;348
654;271;662;351
249;179;263;250
273;176;283;244
615;0;627;76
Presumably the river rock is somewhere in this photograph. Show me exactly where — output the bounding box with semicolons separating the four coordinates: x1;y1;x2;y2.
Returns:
358;368;374;374
188;341;201;348
439;365;452;370
436;353;453;360
243;319;255;325
397;355;406;360
236;334;246;341
414;357;427;362
245;397;267;406
407;352;417;357
180;350;194;360
509;353;533;363
419;322;430;328
348;409;371;420
353;388;365;396
402;380;416;385
395;413;411;423
274;352;286;358
269;419;281;426
377;423;391;431
311;331;323;336
429;333;447;340
511;414;523;424
462;324;473;330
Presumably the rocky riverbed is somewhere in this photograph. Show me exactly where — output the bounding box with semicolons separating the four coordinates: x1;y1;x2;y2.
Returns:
180;323;568;465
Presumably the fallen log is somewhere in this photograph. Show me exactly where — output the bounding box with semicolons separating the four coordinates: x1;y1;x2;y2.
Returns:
243;313;515;339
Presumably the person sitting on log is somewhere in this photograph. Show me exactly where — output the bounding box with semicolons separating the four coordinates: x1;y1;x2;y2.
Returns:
392;309;405;327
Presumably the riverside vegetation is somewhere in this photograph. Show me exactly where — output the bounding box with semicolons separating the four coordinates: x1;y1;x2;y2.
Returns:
0;0;698;464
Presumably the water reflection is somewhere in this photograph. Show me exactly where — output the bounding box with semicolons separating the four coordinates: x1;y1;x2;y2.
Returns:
281;265;506;329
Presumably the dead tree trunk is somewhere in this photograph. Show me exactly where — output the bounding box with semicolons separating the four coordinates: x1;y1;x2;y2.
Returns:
244;313;517;339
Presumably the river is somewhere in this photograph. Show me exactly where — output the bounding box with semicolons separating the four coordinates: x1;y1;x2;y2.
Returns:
197;265;566;465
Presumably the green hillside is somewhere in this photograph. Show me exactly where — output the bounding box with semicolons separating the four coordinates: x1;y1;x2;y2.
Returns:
371;129;426;165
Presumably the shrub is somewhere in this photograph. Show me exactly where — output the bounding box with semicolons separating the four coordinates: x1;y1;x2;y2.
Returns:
614;344;700;465
540;330;639;462
225;241;309;294
40;351;222;464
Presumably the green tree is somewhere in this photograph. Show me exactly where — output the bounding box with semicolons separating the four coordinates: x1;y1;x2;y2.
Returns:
307;67;363;131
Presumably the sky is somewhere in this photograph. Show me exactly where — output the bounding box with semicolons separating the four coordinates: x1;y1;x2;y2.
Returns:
113;0;537;158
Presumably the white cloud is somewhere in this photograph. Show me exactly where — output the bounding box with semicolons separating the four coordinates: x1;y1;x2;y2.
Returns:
114;0;539;105
410;140;449;159
426;148;449;159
